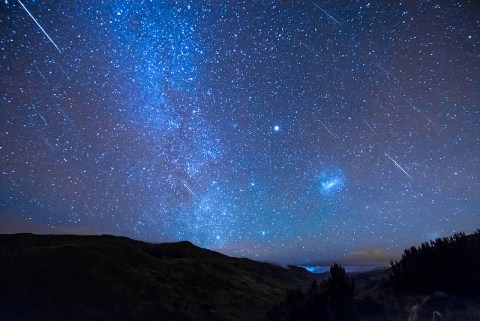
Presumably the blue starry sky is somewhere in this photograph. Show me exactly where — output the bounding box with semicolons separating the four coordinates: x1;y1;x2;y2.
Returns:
1;1;479;264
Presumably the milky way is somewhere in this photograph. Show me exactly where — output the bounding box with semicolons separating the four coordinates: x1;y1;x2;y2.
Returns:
1;1;479;264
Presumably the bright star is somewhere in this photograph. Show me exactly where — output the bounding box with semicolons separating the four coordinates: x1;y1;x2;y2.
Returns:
273;125;280;132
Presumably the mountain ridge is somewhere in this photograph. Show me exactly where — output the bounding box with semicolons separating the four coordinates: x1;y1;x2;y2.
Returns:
0;233;319;321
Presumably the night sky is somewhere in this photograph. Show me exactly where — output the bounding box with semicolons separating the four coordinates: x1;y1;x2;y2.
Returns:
1;1;479;265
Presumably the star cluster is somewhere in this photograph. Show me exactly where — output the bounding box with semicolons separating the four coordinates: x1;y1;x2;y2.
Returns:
1;1;479;264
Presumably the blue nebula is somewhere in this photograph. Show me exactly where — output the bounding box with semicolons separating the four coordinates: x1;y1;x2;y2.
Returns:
318;167;345;195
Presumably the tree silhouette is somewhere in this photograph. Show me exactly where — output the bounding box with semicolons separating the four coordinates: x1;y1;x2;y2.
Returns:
265;264;358;321
389;231;480;297
327;264;357;321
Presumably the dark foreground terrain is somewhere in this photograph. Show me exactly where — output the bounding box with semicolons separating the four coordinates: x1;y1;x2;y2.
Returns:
266;230;480;321
0;233;317;321
1;231;480;321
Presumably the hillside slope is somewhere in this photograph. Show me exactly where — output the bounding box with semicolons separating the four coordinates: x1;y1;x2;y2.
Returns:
0;233;316;321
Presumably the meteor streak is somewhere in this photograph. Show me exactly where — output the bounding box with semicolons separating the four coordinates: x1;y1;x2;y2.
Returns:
385;153;413;180
84;204;94;216
32;105;49;127
297;39;319;57
361;116;377;135
183;182;197;199
373;63;397;80
17;0;61;53
311;1;342;25
144;213;156;224
53;60;70;79
33;63;49;84
147;79;158;90
40;136;54;150
404;98;433;124
320;120;336;139
56;104;75;127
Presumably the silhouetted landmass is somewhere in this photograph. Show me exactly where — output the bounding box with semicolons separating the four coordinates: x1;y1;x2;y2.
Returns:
0;233;317;321
1;231;480;321
266;264;359;321
390;229;480;297
265;230;480;321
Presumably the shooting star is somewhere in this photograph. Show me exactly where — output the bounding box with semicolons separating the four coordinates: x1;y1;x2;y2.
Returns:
17;0;61;53
33;63;49;84
84;204;94;216
183;182;197;199
404;98;433;124
319;120;336;139
40;136;54;150
385;153;413;180
144;213;157;225
361;116;377;135
32;105;49;127
297;39;319;57
373;63;397;80
311;1;342;25
56;104;75;127
147;79;158;90
53;60;70;79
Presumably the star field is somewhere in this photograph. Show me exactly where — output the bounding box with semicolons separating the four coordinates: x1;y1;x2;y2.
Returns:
1;1;479;264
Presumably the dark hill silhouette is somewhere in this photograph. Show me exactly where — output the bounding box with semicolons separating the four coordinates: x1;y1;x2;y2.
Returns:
0;233;317;321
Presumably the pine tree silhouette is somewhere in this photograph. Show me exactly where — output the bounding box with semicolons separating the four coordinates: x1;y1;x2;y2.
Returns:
328;264;357;321
389;230;480;296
